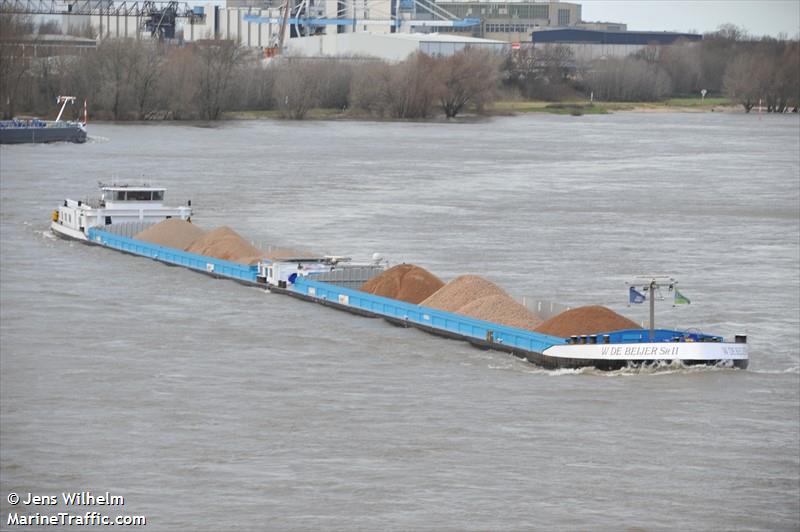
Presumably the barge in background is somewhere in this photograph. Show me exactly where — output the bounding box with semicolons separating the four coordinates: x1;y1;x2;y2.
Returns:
50;185;749;371
0;96;87;145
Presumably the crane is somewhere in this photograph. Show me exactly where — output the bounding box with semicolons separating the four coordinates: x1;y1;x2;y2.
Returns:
0;0;205;39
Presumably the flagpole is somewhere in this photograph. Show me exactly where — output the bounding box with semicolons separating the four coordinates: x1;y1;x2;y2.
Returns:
628;276;683;340
649;278;656;341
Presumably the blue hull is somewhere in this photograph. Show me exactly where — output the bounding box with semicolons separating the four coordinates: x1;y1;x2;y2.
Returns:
80;228;748;371
0;125;87;144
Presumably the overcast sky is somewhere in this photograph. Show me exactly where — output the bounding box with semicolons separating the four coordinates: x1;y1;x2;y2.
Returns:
580;0;800;37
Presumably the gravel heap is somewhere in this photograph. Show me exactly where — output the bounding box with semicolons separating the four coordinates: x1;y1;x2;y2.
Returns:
185;226;267;265
360;264;445;304
457;294;543;330
420;275;506;312
421;275;543;331
134;220;319;265
264;247;318;260
535;305;641;338
134;219;205;250
134;222;633;337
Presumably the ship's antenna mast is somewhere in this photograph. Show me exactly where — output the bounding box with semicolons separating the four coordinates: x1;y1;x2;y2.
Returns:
55;96;76;122
626;275;676;341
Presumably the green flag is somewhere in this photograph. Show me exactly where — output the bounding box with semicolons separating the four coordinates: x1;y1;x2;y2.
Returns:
674;288;690;305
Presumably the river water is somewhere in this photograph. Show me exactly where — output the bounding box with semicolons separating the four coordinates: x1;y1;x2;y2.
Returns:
1;113;798;531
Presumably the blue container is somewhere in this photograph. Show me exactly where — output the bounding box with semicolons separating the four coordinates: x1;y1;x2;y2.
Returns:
87;228;259;283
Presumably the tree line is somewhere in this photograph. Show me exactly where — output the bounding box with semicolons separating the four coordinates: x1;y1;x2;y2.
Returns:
506;24;799;111
1;13;501;121
1;15;798;120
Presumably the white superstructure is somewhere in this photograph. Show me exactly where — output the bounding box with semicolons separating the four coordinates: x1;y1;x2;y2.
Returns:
51;185;192;241
541;341;749;367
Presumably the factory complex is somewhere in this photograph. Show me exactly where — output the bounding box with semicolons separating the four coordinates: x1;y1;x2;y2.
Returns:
1;0;704;62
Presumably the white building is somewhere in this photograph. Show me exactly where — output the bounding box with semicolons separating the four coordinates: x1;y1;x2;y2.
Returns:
287;31;507;60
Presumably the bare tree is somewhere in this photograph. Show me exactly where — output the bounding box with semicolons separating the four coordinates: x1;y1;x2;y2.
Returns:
724;41;800;113
32;56;62;115
350;61;393;117
438;48;500;118
659;39;703;95
128;40;164;119
699;24;747;94
778;41;800;111
0;13;35;118
587;57;672;102
61;50;101;120
389;52;439;119
762;40;800;112
194;39;246;120
723;52;761;112
237;60;276;111
95;39;134;120
501;44;575;101
158;45;199;119
349;54;439;119
65;20;96;39
715;23;749;42
272;59;322;119
633;45;660;64
317;60;353;110
37;20;62;35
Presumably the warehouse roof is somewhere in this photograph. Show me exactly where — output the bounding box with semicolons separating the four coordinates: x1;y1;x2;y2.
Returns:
532;28;702;45
385;32;505;44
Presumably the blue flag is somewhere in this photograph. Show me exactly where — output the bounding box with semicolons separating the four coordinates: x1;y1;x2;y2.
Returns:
629;286;646;304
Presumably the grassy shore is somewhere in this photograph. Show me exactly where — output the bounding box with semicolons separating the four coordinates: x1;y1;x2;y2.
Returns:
225;109;345;120
494;97;735;115
492;101;607;115
223;97;736;120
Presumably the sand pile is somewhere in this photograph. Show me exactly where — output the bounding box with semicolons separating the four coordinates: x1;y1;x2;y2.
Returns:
421;275;507;312
134;219;205;250
185;226;267;265
135;220;318;265
458;294;543;330
421;275;542;331
264;247;318;261
534;305;641;338
360;264;445;304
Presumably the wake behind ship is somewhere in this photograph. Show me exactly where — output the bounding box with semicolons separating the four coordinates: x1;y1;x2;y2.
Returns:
49;183;750;371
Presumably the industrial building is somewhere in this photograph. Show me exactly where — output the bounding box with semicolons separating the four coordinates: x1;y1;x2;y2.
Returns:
531;27;702;61
402;1;626;42
34;0;624;46
3;0;693;62
413;0;582;41
287;32;507;60
194;0;622;54
0;34;97;57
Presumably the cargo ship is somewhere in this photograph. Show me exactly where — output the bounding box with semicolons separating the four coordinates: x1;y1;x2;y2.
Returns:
0;96;87;144
51;184;192;241
50;185;749;370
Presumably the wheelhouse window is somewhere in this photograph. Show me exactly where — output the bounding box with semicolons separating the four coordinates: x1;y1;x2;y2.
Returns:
109;189;164;201
127;190;153;201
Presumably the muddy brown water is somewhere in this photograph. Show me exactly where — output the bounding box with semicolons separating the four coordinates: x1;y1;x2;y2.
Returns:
1;113;798;531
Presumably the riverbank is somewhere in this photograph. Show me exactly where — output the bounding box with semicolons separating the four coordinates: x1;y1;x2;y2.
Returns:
491;97;738;115
222;98;739;120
